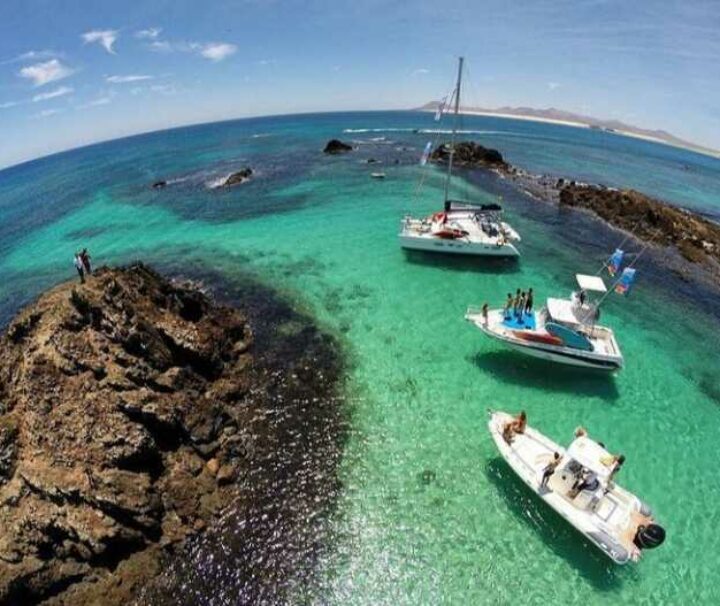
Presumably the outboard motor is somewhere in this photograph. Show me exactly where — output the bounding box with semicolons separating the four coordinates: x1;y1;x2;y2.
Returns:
634;523;666;549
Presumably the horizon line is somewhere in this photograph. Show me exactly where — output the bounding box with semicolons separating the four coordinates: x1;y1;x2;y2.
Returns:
2;107;719;174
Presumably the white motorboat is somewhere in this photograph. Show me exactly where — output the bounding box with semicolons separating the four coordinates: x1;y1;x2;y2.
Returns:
488;411;665;564
466;274;623;371
399;57;521;258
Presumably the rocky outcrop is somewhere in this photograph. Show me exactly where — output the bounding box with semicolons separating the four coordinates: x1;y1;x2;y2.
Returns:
323;139;353;154
221;168;253;187
559;184;720;265
0;264;343;604
431;141;508;169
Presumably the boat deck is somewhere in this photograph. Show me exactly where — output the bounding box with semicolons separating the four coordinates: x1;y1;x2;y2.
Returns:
502;311;537;330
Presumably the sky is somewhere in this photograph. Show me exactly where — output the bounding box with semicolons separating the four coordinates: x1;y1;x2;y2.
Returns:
0;0;718;168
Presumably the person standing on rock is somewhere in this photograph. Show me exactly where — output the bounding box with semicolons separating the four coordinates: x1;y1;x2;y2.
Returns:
74;252;85;284
80;248;92;275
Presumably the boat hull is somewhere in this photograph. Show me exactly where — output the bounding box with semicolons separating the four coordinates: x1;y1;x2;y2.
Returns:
399;233;520;257
466;310;623;371
503;338;622;371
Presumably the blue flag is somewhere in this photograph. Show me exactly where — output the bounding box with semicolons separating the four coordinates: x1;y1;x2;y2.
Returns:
420;141;433;166
615;267;636;295
607;248;624;276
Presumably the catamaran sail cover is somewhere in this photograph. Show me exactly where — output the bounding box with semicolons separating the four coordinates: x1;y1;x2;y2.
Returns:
575;274;607;292
565;436;614;484
576;274;607;292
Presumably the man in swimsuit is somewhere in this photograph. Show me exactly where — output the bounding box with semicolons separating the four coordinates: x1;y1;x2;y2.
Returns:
540;452;561;489
525;288;534;314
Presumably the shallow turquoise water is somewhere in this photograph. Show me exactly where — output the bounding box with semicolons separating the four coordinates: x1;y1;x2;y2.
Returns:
1;111;720;604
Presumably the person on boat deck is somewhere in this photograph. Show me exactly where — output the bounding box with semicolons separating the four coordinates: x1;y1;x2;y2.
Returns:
517;292;527;323
570;469;600;498
502;411;527;444
602;453;626;482
525;288;534;314
481;303;489;327
540;452;561;489
578;289;587;306
504;293;513;320
513;289;522;318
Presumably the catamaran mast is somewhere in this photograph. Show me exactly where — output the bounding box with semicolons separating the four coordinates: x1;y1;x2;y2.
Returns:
444;56;464;203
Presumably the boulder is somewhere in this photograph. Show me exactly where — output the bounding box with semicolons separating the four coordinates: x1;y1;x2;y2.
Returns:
430;141;508;169
222;167;253;187
323;139;353;154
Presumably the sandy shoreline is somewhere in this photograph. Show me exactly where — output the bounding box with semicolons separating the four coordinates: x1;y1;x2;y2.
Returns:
420;109;720;159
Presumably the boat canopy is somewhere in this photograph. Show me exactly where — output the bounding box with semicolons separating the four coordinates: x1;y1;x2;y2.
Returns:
565;436;614;484
546;297;582;326
445;200;503;213
576;274;607;293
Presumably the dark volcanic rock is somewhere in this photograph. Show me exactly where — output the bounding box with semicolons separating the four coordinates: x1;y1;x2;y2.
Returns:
222;167;253;187
323;139;353;154
559;183;720;265
0;263;344;604
431;141;508;169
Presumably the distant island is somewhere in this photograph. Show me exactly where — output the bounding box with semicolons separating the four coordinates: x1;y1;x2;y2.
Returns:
416;102;720;159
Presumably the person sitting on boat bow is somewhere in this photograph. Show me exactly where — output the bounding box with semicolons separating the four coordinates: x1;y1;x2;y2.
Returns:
502;410;527;444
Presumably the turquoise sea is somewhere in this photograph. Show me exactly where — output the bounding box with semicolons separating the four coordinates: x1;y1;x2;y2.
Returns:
1;111;720;604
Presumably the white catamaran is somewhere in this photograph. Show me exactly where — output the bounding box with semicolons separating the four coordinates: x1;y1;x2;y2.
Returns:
489;411;665;564
466;273;626;371
399;57;521;257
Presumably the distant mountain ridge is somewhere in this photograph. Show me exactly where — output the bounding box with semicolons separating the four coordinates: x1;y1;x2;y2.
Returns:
416;101;720;158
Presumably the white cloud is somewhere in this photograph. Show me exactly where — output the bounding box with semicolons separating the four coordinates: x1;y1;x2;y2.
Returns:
32;85;73;102
19;59;74;87
1;49;58;65
150;84;176;95
411;68;430;76
0;101;19;109
106;74;153;84
82;30;119;54
76;91;116;109
135;27;161;40
148;40;173;52
548;82;561;90
34;108;63;118
257;59;276;66
145;39;236;61
194;42;237;61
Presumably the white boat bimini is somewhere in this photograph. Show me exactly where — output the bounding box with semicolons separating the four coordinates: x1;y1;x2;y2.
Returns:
489;411;665;564
466;274;623;371
399;57;521;258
